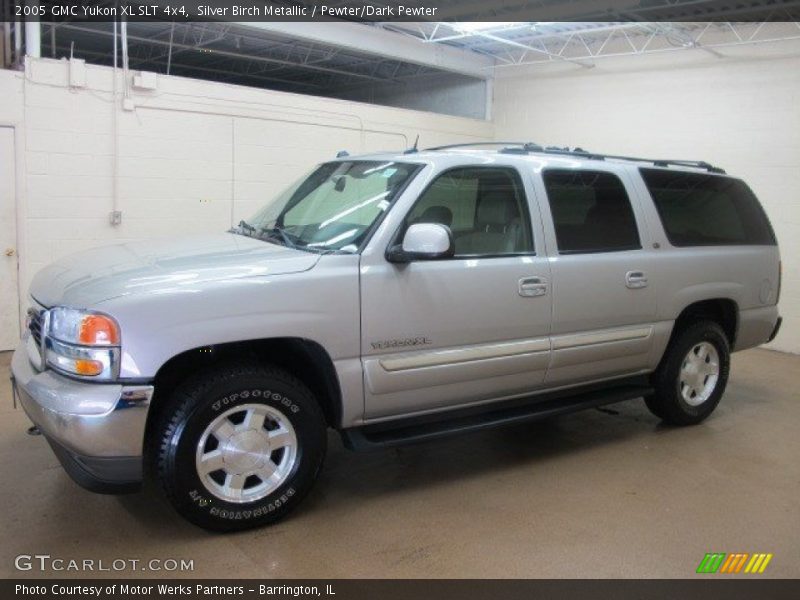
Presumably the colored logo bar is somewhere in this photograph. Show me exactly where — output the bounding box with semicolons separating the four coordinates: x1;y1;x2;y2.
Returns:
697;553;773;574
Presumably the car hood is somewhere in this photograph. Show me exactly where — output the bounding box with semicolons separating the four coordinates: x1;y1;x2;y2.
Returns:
29;232;321;308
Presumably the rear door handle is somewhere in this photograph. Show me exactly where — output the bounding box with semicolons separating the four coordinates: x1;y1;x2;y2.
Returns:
519;276;548;297
625;271;648;289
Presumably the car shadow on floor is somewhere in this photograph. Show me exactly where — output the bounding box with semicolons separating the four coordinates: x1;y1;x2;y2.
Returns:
308;400;658;505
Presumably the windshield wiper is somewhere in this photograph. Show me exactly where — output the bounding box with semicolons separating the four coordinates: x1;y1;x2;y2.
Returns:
232;220;257;237
259;225;297;249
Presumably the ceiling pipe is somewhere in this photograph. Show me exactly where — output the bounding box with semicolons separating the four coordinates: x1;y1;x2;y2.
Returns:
121;18;130;99
2;22;10;68
13;20;22;67
166;22;174;75
24;1;41;58
111;20;121;227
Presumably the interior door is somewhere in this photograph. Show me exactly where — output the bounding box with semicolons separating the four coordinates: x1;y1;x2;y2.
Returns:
360;165;552;420
536;167;658;385
0;127;19;351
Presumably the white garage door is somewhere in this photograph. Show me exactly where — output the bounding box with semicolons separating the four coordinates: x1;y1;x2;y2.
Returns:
0;127;19;351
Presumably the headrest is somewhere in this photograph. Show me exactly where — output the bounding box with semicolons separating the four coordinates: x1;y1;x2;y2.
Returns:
417;205;453;227
477;192;518;226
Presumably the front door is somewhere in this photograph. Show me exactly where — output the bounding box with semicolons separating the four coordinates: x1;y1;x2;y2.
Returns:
0;127;19;351
360;165;552;420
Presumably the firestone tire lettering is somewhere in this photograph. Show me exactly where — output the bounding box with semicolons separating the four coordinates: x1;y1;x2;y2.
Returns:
154;364;326;532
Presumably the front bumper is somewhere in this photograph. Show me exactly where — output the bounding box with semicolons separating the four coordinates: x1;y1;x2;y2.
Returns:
768;316;782;343
11;341;153;494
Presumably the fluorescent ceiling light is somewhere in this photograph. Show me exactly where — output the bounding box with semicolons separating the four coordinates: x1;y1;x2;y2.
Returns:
451;22;518;33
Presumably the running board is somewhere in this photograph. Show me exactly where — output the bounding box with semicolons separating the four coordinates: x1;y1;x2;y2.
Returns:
340;381;653;451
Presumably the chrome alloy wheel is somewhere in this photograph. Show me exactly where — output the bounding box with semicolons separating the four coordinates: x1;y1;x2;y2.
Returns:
195;403;298;503
678;342;720;407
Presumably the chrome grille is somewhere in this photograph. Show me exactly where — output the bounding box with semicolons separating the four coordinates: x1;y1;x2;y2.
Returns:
27;308;44;346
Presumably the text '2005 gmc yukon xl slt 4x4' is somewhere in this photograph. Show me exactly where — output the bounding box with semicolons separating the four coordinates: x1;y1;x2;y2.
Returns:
11;142;782;531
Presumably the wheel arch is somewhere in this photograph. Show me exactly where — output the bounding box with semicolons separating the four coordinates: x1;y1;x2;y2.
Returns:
668;298;739;349
143;337;343;457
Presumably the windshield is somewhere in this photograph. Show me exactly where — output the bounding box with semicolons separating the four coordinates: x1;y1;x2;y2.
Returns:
236;160;421;252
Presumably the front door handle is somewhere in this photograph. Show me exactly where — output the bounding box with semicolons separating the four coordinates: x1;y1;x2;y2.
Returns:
519;276;548;297
625;271;649;289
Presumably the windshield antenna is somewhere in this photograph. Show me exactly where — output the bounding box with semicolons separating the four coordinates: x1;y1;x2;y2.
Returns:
404;135;419;154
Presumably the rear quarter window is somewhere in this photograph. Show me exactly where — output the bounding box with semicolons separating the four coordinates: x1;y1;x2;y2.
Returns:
640;168;776;247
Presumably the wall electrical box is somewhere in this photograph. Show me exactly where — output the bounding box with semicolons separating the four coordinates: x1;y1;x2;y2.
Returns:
69;58;86;88
132;71;158;91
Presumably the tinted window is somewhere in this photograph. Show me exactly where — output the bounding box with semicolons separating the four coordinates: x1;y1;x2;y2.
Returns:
640;168;776;246
405;167;533;257
543;170;641;253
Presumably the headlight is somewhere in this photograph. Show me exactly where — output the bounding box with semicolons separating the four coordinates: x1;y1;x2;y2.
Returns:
49;307;120;346
45;308;121;380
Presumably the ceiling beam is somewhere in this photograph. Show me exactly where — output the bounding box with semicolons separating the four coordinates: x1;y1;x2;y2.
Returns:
239;22;494;79
58;24;396;82
434;0;641;21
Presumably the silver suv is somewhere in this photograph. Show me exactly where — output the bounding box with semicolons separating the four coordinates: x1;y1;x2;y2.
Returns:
10;142;782;531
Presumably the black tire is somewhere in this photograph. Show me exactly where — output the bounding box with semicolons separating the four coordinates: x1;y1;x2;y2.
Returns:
645;320;730;426
155;363;327;532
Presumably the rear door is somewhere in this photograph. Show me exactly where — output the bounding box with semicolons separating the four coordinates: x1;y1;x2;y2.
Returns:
360;164;553;419
534;166;659;385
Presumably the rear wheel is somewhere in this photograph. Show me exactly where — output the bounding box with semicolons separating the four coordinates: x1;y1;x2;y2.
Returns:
155;363;327;531
645;320;730;426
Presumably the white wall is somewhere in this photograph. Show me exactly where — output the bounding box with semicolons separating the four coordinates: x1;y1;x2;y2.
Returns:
0;57;492;335
494;41;800;354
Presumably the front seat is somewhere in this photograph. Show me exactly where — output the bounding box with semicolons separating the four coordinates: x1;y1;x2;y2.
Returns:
414;205;453;229
456;192;522;255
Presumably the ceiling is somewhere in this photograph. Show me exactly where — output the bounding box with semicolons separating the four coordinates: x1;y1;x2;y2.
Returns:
375;0;800;21
24;1;800;107
44;21;454;93
381;20;800;68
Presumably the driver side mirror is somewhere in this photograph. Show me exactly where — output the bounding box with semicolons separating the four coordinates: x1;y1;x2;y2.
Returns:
386;223;455;263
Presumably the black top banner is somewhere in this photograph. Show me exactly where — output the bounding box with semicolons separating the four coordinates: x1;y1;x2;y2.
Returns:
3;0;800;22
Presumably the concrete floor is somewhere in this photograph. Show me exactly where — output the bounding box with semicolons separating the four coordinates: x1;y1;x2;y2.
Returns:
0;348;798;579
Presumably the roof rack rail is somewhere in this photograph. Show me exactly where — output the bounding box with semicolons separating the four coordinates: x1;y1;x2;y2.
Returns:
424;141;535;152
592;153;725;174
423;141;725;174
648;159;726;174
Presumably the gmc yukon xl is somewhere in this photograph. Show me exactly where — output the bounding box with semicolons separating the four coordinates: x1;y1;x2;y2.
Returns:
11;142;782;531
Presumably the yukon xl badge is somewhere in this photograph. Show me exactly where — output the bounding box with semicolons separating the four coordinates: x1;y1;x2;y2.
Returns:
371;337;432;351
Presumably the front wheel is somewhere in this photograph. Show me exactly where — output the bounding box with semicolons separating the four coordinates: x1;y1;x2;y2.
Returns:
155;364;327;531
645;320;731;426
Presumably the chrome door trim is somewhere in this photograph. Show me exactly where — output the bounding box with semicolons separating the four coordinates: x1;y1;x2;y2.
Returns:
379;337;550;372
552;326;653;350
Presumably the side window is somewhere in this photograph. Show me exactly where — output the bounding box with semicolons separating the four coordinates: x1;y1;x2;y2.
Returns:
404;167;533;257
639;168;776;247
543;170;641;254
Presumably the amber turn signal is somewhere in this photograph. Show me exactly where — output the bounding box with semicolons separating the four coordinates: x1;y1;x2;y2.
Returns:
74;359;104;376
78;314;120;345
